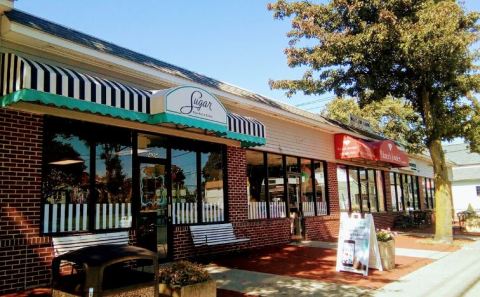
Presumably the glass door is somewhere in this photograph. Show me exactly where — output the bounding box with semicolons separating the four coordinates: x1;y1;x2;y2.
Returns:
288;173;302;238
137;160;169;260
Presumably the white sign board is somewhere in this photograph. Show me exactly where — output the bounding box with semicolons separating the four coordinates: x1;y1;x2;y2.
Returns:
336;213;382;276
154;86;228;126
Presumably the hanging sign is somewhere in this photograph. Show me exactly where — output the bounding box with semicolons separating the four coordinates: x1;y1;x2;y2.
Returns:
336;213;382;276
150;86;228;126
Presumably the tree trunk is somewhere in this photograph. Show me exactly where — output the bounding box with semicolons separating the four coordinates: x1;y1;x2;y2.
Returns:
420;88;453;243
428;139;453;243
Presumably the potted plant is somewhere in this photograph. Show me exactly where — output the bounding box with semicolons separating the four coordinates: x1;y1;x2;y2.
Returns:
158;261;216;297
376;229;396;271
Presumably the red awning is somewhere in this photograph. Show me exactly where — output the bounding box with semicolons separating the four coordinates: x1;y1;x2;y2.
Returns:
368;140;409;167
334;134;409;167
334;134;376;161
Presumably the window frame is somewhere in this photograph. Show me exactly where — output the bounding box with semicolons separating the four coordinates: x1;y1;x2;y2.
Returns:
338;165;387;213
246;149;329;219
41;118;229;234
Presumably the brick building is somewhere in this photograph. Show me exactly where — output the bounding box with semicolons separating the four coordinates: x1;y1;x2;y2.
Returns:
0;2;438;294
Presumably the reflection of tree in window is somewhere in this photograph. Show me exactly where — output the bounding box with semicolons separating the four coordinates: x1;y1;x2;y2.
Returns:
202;151;223;204
44;132;90;205
246;151;266;202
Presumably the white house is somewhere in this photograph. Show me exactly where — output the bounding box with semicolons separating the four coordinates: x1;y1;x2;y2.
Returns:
444;143;480;214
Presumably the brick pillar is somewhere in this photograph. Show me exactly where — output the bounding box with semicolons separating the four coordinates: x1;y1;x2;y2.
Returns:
226;146;248;223
0;109;52;294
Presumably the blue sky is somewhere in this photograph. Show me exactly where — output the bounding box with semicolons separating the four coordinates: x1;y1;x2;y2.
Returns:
15;0;480;113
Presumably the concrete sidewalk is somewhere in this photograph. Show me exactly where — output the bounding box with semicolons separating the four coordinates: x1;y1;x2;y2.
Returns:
207;264;372;297
374;239;480;297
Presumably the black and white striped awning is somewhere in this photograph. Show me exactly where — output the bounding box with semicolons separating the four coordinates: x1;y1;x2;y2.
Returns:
228;113;265;138
0;52;266;146
0;52;151;113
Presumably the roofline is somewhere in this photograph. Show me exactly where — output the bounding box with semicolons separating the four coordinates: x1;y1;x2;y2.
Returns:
0;12;437;164
1;16;365;136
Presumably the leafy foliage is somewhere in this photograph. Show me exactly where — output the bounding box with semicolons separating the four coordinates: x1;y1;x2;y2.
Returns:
268;0;480;241
268;0;480;148
323;96;424;153
377;229;396;242
159;261;211;288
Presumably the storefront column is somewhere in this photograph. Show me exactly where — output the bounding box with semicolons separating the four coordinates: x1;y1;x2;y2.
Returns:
0;109;52;294
226;147;248;223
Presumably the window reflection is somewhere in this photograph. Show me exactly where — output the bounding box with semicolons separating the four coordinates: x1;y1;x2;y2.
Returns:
337;165;349;211
96;137;132;204
349;168;360;212
171;149;197;203
246;151;266;203
201;151;223;205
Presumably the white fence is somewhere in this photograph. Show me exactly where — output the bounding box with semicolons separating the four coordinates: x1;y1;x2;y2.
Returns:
248;201;268;220
172;201;224;224
43;203;132;233
95;203;132;230
250;201;332;220
302;201;316;217
317;201;328;215
270;201;287;218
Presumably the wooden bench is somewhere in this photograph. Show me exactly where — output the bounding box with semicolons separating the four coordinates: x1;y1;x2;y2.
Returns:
189;223;249;248
52;231;129;257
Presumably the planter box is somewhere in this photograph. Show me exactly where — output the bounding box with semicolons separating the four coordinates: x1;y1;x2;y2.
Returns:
159;279;216;297
378;240;395;271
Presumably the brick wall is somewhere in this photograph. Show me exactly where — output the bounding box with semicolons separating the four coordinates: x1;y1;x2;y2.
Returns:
0;109;52;294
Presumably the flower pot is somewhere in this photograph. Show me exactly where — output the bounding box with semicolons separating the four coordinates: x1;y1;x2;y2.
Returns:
378;239;395;271
159;279;216;297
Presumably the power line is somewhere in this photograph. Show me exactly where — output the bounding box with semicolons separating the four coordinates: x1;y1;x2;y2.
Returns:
295;95;336;107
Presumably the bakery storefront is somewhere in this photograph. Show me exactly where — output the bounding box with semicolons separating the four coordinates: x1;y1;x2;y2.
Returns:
0;52;267;265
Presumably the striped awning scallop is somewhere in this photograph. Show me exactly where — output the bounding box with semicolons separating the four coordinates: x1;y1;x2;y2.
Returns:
0;52;266;146
227;112;266;146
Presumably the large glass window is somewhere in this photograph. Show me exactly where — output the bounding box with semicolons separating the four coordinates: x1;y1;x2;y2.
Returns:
349;168;361;212
339;165;386;213
247;151;267;219
201;150;224;222
267;153;286;218
424;177;435;209
390;172;422;212
376;171;386;212
95;132;133;230
337;165;349;211
367;170;378;212
389;172;398;211
246;150;328;219
43;121;90;233
314;161;328;215
42;118;133;234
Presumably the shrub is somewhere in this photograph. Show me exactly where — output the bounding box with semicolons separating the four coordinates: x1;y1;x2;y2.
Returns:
377;229;396;242
159;261;211;288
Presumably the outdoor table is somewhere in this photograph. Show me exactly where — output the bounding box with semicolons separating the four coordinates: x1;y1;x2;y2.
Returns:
52;244;159;297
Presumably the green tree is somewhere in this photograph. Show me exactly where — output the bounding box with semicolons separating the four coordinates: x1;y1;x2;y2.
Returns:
323;96;425;153
268;0;480;242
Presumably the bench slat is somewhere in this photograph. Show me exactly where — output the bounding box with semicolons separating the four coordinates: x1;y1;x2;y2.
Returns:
52;231;129;256
189;223;249;247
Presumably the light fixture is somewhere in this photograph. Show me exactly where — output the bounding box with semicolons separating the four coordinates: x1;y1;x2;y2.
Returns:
48;159;84;165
